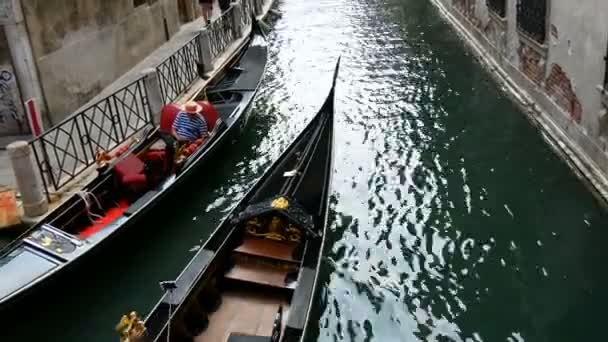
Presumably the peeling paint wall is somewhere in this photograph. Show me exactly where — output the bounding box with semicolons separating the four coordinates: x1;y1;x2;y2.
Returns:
517;43;546;86
544;0;608;137
0;29;27;136
21;0;181;123
545;64;582;123
435;0;608;175
432;0;608;195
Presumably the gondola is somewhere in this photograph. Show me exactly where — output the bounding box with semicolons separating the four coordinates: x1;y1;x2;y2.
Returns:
0;21;268;308
128;59;339;342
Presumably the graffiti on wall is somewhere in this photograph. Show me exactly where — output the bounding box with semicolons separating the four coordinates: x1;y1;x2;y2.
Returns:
0;68;26;135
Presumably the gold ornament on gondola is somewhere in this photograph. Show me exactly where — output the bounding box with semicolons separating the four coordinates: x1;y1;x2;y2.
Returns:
266;216;286;241
115;311;146;342
271;197;289;210
286;224;302;243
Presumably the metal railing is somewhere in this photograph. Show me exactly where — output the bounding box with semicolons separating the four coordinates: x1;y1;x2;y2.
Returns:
30;78;151;194
208;5;239;60
487;0;506;17
29;0;265;195
252;0;264;16
516;0;547;43
239;0;253;29
158;36;202;104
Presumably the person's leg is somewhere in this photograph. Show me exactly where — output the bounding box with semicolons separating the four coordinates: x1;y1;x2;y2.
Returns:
199;1;208;23
203;3;212;24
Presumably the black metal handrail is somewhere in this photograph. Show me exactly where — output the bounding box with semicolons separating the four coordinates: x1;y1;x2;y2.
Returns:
157;36;202;103
240;0;253;29
252;0;264;16
30;78;152;195
208;5;241;60
29;0;262;196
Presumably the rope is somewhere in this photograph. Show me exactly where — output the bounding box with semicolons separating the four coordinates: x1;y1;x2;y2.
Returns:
75;191;103;223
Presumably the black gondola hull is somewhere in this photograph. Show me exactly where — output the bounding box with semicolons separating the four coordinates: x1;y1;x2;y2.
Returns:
142;58;340;342
0;23;268;310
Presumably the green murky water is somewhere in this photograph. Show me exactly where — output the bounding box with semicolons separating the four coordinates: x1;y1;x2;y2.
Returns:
2;0;608;341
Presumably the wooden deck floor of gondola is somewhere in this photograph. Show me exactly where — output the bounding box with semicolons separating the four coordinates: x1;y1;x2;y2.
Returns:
195;287;290;342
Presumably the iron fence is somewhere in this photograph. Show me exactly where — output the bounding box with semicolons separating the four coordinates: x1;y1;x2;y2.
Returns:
487;0;506;17
252;0;264;16
239;0;253;29
157;36;202;103
30;78;151;194
517;0;547;43
208;6;239;60
29;0;264;195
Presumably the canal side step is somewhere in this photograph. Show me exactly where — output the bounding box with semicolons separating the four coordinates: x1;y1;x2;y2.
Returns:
233;237;301;264
224;257;298;290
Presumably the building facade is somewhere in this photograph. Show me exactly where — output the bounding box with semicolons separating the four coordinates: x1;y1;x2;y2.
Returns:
0;28;26;136
433;0;608;199
0;0;201;137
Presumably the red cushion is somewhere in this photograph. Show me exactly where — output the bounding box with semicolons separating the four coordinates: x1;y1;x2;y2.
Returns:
196;101;219;130
114;154;145;181
121;173;147;189
143;150;167;163
159;104;181;133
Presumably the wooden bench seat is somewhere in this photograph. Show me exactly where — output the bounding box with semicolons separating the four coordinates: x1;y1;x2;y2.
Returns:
234;237;300;263
224;259;297;290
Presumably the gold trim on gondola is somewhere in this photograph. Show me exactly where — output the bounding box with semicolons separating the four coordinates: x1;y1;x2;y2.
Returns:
244;215;302;243
271;197;289;209
115;311;146;342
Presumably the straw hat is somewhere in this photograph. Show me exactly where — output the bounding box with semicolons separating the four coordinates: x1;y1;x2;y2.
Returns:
180;101;203;114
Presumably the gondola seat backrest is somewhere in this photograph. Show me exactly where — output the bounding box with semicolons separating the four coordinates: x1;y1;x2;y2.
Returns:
113;154;147;191
159;104;180;134
196;100;219;131
160;101;218;132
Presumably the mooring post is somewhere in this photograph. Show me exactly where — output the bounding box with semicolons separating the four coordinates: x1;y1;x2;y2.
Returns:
7;141;48;218
197;30;214;75
142;68;164;124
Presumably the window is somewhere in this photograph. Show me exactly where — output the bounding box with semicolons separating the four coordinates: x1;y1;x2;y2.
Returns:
516;0;547;43
487;0;506;17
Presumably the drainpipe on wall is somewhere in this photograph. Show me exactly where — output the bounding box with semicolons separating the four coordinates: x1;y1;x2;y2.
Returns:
2;0;49;132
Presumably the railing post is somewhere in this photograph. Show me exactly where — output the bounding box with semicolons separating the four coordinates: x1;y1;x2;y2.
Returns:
197;30;214;75
7;141;48;218
142;68;164;124
231;2;244;39
254;0;263;17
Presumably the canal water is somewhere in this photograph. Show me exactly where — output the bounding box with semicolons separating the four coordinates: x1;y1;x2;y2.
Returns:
3;0;608;341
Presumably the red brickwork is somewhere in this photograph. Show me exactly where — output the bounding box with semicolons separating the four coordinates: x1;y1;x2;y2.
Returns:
545;64;582;123
518;43;546;86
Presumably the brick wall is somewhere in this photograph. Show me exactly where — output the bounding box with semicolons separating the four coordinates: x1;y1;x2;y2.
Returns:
518;43;546;86
545;64;583;123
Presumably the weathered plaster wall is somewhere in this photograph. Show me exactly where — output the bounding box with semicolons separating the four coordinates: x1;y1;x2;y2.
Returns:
0;29;27;135
544;0;608;137
430;0;608;202
21;0;181;123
